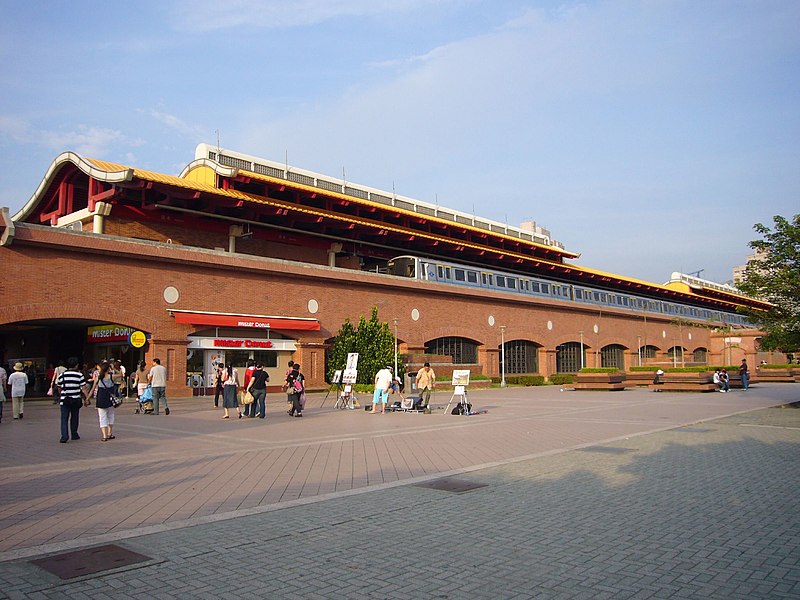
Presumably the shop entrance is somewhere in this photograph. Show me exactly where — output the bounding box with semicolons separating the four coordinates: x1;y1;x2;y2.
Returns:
0;319;148;397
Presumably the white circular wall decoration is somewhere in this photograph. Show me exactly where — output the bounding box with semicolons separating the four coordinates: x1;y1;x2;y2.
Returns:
688;333;692;341
307;299;319;314
411;308;420;321
593;324;599;334
163;286;179;304
547;320;553;331
488;315;496;326
662;330;667;338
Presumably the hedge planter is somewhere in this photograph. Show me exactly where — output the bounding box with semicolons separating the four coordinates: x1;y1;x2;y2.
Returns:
649;371;717;392
573;372;627;391
755;368;796;383
625;372;657;387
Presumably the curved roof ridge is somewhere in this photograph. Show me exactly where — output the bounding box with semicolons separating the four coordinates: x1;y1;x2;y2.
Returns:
13;152;133;221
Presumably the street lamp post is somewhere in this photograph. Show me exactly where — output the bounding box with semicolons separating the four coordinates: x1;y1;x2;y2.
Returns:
637;335;642;367
579;330;585;370
500;325;506;388
393;318;399;377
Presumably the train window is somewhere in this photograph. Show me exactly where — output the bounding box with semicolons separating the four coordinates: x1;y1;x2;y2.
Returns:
467;271;478;284
521;280;529;291
437;266;444;279
496;275;506;288
541;283;550;294
507;278;517;290
455;269;466;282
481;273;493;286
531;282;540;293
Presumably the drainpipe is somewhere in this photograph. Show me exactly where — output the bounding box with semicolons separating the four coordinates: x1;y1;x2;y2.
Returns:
229;224;243;253
92;202;112;234
328;242;343;267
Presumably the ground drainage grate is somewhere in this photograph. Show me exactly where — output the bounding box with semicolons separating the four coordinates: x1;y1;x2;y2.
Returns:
31;544;151;580
579;446;635;455
413;478;488;493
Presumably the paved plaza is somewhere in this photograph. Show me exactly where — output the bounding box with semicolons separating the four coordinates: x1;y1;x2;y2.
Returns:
0;383;798;598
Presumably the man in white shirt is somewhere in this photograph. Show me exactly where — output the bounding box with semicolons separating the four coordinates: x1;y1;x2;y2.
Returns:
147;358;170;415
370;366;393;414
8;362;29;420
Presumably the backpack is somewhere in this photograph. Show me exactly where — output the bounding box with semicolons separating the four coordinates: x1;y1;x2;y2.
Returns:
451;402;471;415
293;376;303;392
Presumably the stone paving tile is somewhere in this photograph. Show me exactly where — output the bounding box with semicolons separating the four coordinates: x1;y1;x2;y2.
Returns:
0;387;798;598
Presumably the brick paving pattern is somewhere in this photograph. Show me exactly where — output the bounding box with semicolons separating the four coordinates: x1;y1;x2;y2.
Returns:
0;384;798;598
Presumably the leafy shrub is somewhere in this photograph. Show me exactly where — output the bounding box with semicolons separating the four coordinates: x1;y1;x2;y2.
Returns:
549;374;575;385
579;367;620;373
505;375;546;386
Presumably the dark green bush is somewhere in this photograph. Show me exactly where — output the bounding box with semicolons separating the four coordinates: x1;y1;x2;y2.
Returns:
579;367;620;373
549;374;575;385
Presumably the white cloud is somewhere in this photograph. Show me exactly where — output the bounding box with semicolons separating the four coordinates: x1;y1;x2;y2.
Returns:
0;117;141;159
144;110;206;139
169;0;451;32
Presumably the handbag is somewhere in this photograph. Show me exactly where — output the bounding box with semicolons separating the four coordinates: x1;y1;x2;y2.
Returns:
242;390;254;405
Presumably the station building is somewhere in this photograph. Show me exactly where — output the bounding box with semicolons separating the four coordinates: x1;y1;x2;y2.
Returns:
0;144;774;397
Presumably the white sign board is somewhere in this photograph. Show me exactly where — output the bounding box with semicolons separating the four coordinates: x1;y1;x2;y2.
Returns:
342;369;358;384
451;370;471;386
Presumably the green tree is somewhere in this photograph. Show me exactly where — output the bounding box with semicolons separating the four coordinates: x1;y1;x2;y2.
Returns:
737;214;800;353
326;318;356;382
326;306;402;385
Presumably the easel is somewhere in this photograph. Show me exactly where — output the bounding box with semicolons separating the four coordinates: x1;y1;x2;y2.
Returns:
334;384;357;409
443;385;469;415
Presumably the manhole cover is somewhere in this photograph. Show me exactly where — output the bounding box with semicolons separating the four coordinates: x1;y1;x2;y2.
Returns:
31;544;151;580
579;446;635;455
413;478;487;493
675;427;713;433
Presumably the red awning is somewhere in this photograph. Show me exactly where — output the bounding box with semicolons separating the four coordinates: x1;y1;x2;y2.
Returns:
171;311;320;331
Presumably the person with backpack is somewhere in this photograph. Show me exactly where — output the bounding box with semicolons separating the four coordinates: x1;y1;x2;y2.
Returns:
286;363;304;417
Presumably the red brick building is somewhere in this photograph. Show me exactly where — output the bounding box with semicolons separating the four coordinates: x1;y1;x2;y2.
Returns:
0;145;773;397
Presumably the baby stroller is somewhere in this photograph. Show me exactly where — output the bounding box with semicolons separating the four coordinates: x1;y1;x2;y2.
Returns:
136;384;154;414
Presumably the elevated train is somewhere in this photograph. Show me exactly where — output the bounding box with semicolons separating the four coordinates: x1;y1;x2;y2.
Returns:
386;255;751;327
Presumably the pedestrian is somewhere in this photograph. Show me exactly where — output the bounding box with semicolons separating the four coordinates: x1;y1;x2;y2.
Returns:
286;363;304;417
8;362;28;420
739;359;749;390
221;363;242;419
246;363;270;419
713;368;723;392
50;360;66;404
371;366;393;414
0;364;7;423
720;368;730;392
242;359;256;417
213;363;224;408
147;357;170;415
86;361;116;441
133;361;148;400
415;362;436;409
284;360;295;412
56;357;89;443
112;360;125;397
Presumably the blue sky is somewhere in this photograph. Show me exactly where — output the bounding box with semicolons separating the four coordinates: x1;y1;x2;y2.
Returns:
1;0;798;284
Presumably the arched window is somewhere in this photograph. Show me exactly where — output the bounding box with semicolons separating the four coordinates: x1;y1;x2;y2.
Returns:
556;342;585;373
601;344;626;370
639;345;658;364
425;337;478;364
501;340;540;374
667;346;685;366
693;347;708;364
